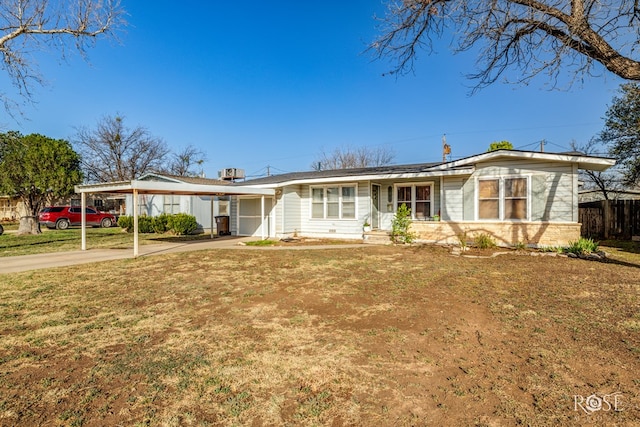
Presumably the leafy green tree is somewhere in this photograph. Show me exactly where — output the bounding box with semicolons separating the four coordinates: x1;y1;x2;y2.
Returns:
599;83;640;186
487;141;513;152
0;132;83;234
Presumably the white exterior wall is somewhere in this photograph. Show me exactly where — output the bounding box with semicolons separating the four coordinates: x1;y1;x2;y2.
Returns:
297;183;368;239
441;177;464;221
472;160;576;222
278;186;302;237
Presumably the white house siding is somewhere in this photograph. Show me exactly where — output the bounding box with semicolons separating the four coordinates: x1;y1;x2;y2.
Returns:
298;183;368;239
441;177;464;221
472;160;576;222
125;194;163;216
280;186;302;237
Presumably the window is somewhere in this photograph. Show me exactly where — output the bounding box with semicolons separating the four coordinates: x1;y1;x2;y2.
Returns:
415;186;431;220
310;185;357;219
504;178;527;219
395;184;433;219
478;179;499;220
163;195;181;214
477;177;528;220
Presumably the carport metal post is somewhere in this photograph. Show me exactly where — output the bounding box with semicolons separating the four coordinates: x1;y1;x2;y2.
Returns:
81;191;87;251
133;189;139;257
261;195;265;240
211;194;216;239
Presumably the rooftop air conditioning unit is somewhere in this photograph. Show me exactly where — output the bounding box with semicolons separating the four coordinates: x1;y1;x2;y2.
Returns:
218;168;245;181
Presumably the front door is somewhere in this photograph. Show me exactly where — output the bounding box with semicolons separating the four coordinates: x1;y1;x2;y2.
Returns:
371;184;381;229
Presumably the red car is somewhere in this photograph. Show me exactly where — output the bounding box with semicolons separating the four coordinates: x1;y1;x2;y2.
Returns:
39;206;117;230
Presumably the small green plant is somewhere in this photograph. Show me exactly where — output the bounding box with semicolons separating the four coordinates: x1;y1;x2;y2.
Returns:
565;237;599;255
474;233;496;249
514;241;527;251
457;231;469;249
391;203;416;244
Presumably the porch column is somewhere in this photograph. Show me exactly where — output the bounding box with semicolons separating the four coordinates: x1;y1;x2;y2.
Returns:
133;189;139;257
211;194;215;239
261;195;265;240
81;192;87;251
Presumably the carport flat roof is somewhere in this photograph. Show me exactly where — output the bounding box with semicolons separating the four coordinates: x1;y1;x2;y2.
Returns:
75;180;275;196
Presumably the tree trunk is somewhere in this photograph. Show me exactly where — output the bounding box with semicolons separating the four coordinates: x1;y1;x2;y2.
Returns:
18;216;41;235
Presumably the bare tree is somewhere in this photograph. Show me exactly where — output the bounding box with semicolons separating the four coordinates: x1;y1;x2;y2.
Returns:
74;114;170;182
570;139;622;200
0;0;125;115
312;146;395;171
371;0;640;90
166;145;207;177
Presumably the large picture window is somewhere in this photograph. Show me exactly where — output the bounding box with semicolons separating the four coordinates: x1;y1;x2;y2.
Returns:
477;177;528;220
395;184;433;219
311;185;357;219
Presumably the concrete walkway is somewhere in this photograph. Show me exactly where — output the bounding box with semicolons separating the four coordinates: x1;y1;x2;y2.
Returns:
0;237;366;274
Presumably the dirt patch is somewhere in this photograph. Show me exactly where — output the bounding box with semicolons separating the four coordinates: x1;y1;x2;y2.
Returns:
0;245;639;426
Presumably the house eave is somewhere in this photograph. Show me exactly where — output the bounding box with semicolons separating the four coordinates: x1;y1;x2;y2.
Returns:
75;180;275;196
432;150;616;172
239;168;475;188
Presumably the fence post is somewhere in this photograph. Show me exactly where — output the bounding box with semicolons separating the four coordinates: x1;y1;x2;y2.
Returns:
603;199;610;239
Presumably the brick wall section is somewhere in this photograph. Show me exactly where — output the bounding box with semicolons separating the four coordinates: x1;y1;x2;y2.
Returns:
410;221;581;247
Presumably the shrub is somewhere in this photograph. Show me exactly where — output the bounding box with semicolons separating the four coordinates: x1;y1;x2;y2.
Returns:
168;213;198;235
118;213;199;235
138;215;154;234
118;215;133;232
474;233;496;249
565;237;599;255
152;213;171;233
391;203;416;244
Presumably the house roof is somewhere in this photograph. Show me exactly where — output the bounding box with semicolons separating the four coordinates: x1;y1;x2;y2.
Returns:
138;173;230;186
235;149;616;187
234;162;444;186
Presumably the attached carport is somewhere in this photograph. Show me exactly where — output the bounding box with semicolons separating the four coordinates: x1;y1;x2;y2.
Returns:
75;180;275;257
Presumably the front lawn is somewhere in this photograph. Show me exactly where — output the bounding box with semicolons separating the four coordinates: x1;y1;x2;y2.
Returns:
0;245;638;425
0;227;219;257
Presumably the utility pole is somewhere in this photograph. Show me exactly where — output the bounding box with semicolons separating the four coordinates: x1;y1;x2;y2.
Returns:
540;140;546;152
442;134;451;162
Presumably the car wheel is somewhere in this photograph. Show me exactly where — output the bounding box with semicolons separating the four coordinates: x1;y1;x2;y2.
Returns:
56;219;70;230
100;218;113;228
0;224;3;236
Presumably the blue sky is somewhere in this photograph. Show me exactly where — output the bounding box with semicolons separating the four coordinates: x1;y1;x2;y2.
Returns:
3;1;625;179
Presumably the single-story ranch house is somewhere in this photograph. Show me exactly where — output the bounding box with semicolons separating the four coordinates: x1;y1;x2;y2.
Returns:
76;149;615;248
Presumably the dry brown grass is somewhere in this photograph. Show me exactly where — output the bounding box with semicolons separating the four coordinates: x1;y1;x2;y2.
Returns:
0;245;639;426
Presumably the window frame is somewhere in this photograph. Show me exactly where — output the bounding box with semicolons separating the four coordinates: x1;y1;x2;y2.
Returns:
163;195;181;214
309;184;358;220
393;182;434;220
475;175;531;221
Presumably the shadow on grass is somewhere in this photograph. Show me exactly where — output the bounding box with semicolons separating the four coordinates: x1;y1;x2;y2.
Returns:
598;257;640;270
600;240;640;269
601;239;640;254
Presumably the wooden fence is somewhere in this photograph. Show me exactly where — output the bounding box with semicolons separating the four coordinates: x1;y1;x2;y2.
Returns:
579;200;640;240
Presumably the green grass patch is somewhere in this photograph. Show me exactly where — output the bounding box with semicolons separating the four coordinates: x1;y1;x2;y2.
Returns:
244;239;278;246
